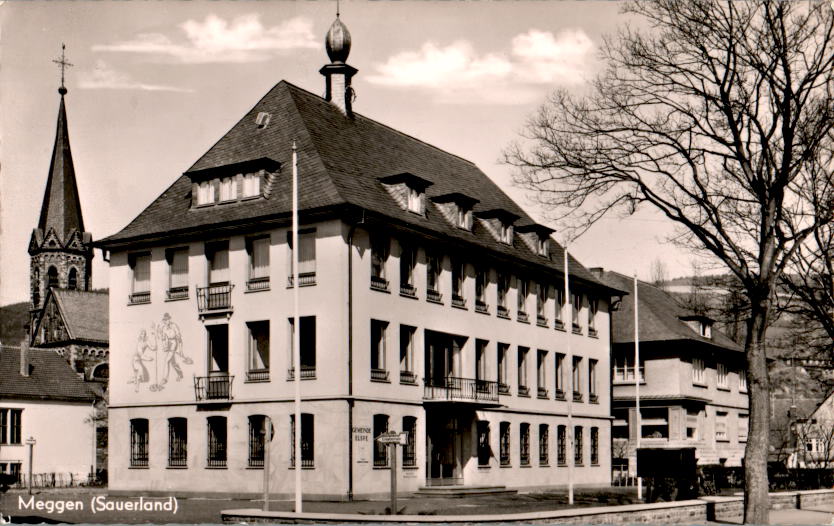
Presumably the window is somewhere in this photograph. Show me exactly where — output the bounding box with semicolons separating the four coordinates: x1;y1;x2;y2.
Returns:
196;180;215;205
517;347;529;395
614;354;644;383
536;236;548;257
166;247;189;299
517;278;528;317
519;423;531;466
0;463;21;484
692;358;706;385
207;324;229;373
242;173;261;198
477;421;491;467
371;320;389;381
218;177;236;202
537;350;547;398
554;287;564;325
536;282;547;324
371;236;389;290
497;343;509;393
0;409;22;445
168;418;187;468
588;298;598;333
288;230;316;286
399;244;416;295
457;204;473;230
206;242;230;285
590;427;599;465
500;222;513;244
539;424;549;465
426;253;441;298
129;253;151;303
130;418;149;468
574;426;583;465
290;413;314;468
589;359;598;402
288;316;316;379
67;268;78;290
207;416;227;467
32;268;40;306
373;414;389;467
641;408;669;439
451;259;465;307
572;356;582;401
248;415;267;468
557;425;567;465
613;409;629;439
476;340;488;383
571;293;581;330
554;353;565;397
497;273;509;316
686;408;700;440
407;185;423;214
738;413;748;441
715;411;729;442
400;325;416;383
500;421;511;466
717;363;729;389
402;417;417;467
475;268;488;311
247;237;270;290
247;321;269;381
739;368;748;392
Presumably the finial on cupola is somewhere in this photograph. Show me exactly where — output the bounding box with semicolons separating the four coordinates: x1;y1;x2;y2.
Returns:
53;43;73;96
320;4;358;117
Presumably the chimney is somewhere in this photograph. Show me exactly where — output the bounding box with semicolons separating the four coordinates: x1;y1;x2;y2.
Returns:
20;338;30;377
320;15;357;116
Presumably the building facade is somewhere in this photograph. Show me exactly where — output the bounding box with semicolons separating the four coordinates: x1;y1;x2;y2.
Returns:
100;17;621;498
596;271;749;480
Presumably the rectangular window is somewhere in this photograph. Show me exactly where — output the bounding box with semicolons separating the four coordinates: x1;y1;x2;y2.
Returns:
207;324;229;373
402;416;417;467
399;325;416;383
206;242;230;285
246;237;270;290
130;418;149;468
717;363;729;389
571;293;581;329
407;186;423;214
196;180;215;205
457;204;473;230
716;411;729;442
554;287;564;324
207;416;227;468
247;321;269;381
451;259;465;306
517;278;528;315
539;424;549;466
166;247;189;299
641;407;669;439
537;350;548;398
399;244;416;294
614;354;645;383
0;409;22;445
477;421;491;467
572;356;582;401
557;425;567;465
287;230;316;286
686;408;700;440
129;253;151;303
371;320;389;381
555;353;565;396
500;421;511;466
426;253;441;294
519;423;530;466
500;222;513;244
613;409;629;439
590;427;599;465
373;414;389;467
536;282;547;324
497;343;509;393
589;359;598;402
739;369;748;392
218;177;235;202
692;358;706;385
242;173;261;198
588;298;598;333
248;415;267;468
371;236;389;290
517;347;529;395
476;340;488;383
288;316;316;379
574;426;583;466
290;413;314;468
475;268;488;310
168;418;187;468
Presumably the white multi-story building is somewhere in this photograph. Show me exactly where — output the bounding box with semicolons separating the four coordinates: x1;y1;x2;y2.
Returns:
99;16;622;499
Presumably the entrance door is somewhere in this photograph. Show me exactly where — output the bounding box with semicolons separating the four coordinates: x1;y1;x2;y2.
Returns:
426;413;463;486
425;331;461;386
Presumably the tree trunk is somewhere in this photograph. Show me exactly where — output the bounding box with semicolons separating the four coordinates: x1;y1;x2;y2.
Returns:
743;296;771;524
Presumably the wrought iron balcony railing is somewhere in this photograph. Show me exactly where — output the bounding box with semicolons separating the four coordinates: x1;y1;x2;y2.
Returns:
129;291;151;305
400;283;417;297
423;376;499;403
166;286;189;301
370;275;389;292
245;369;270;382
400;370;418;384
194;374;234;401
497;305;510;318
475;300;489;314
287;366;316;380
451;294;466;309
371;368;390;382
246;276;270;291
426;289;443;304
286;272;316;287
517;312;530;323
197;283;233;312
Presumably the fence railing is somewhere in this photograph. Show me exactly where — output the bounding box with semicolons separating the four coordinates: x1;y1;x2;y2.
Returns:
423;376;499;403
197;283;234;312
194;374;234;401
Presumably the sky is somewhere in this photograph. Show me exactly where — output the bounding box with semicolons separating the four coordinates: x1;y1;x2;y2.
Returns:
0;1;714;306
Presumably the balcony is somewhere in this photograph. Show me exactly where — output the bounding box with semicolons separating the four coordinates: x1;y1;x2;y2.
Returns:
370;275;389;292
246;276;270;292
197;284;233;314
475;300;489;314
451;294;466;309
400;283;417;298
371;368;390;382
129;291;150;305
287;366;316;380
194;374;234;402
400;370;418;384
166;286;189;301
426;289;443;304
423;376;499;404
286;272;316;287
245;369;270;382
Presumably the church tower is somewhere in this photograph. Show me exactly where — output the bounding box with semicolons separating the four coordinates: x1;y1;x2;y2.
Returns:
28;51;93;328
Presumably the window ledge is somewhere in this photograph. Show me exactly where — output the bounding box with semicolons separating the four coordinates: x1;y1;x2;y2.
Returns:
164;295;189;302
166;465;188;470
288;466;316;470
402;465;418;470
520;464;532;468
205;465;228;469
128;465;149;470
500;463;512;468
373;465;391;470
591;462;600;467
588;330;599;339
614;379;646;385
554;321;566;331
244;287;270;294
477;465;491;470
246;466;265;470
692;382;708;388
572;327;583;335
539;463;550;468
717;386;731;392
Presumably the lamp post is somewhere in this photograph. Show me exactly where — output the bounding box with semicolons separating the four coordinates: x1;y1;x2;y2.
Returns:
25;437;36;495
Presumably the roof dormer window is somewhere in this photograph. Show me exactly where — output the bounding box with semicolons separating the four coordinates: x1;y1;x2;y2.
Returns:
219;177;236;202
379;172;433;216
457;204;473;230
500;222;513;244
242;172;262;198
196;181;215;205
407;186;424;214
536;237;548;257
701;321;712;338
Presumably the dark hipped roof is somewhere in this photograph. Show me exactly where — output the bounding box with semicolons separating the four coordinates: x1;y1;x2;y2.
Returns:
99;81;612;290
44;289;109;344
0;346;95;402
598;270;741;351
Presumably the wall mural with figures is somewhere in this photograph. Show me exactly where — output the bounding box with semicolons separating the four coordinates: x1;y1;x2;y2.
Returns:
130;312;193;392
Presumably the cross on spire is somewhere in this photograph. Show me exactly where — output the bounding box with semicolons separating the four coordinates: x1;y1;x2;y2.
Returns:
53;43;73;95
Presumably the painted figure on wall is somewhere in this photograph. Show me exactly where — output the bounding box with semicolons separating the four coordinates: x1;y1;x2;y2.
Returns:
129;313;192;393
130;328;157;392
158;312;191;385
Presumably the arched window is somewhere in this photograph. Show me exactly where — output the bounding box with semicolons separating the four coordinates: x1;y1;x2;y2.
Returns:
47;266;59;289
68;268;78;290
33;268;40;306
92;364;109;380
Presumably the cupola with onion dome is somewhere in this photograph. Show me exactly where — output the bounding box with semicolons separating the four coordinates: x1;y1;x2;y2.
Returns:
319;12;358;116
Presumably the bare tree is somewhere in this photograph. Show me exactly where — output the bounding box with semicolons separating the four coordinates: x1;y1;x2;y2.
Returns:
504;1;834;521
649;258;669;289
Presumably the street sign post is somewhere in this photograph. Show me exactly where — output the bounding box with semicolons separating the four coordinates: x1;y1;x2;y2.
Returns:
376;431;406;514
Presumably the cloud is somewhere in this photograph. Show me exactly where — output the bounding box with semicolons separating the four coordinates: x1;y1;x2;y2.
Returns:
93;14;318;64
78;61;194;92
367;28;595;104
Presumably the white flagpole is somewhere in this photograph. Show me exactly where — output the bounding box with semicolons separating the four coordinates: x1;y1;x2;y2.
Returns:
634;273;642;501
292;141;302;513
564;247;574;505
